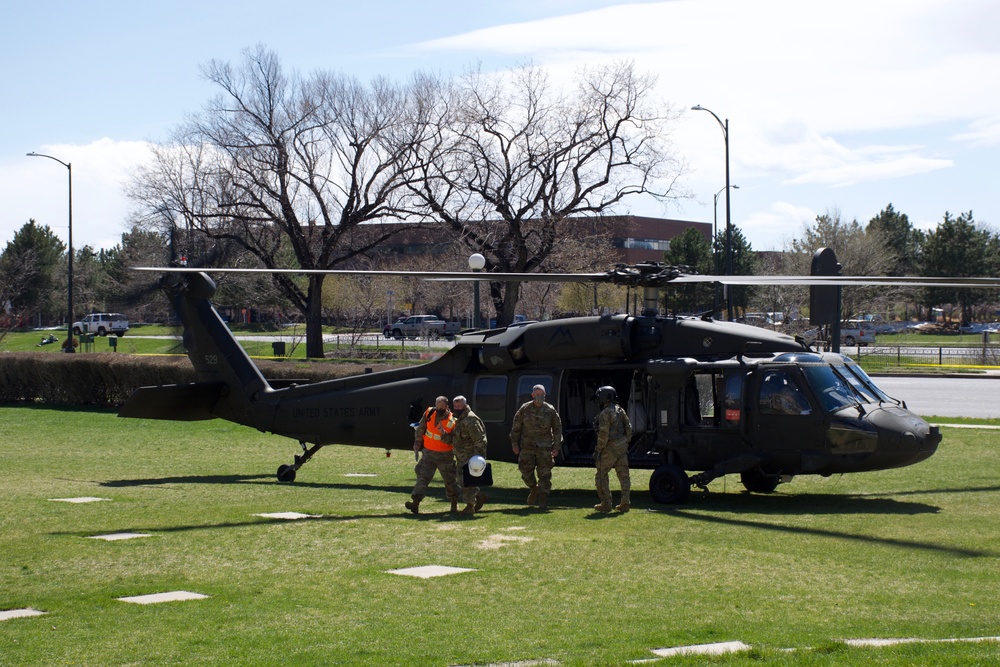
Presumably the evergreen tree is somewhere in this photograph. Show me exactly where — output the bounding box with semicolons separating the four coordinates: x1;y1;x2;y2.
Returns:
921;211;999;323
0;220;66;324
662;226;713;313
867;203;921;276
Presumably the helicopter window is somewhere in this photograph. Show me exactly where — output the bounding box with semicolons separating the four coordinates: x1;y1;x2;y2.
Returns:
474;376;508;422
843;364;895;404
723;372;744;425
683;373;720;427
758;370;812;416
800;366;857;413
838;367;880;403
516;376;554;408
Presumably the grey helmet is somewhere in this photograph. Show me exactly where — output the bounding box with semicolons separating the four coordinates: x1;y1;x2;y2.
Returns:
595;386;617;404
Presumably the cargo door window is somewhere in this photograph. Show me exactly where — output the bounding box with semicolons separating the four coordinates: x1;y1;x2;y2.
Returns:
474;376;508;422
682;372;722;428
516;375;554;407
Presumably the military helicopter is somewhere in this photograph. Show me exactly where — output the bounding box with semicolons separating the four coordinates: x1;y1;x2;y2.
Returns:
119;257;995;504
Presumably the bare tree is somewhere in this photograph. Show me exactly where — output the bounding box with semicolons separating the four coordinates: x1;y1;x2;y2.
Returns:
412;61;686;326
128;46;440;357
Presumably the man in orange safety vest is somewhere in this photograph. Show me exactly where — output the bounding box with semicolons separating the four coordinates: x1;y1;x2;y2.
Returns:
405;396;460;514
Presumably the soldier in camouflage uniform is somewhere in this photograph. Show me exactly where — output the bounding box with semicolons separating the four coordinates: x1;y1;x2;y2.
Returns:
593;386;632;513
510;384;562;510
450;395;488;515
406;396;459;514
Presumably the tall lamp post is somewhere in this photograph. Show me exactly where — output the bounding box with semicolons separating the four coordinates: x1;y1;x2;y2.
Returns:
712;184;738;317
27;152;74;352
469;253;486;329
692;105;734;321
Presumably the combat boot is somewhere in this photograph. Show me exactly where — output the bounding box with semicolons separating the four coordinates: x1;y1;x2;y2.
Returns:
538;493;549;511
405;494;424;514
614;501;630;513
526;486;539;505
460;503;476;515
450;499;459;514
593;500;613;513
474;492;488;511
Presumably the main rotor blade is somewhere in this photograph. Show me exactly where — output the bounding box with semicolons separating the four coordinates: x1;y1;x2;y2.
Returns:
130;266;604;283
130;266;1000;289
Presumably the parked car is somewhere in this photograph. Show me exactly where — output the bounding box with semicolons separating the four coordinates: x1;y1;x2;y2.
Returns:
389;315;462;340
383;318;407;338
803;321;876;347
72;313;129;337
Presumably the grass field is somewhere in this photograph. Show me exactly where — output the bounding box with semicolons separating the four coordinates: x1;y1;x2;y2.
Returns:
2;406;999;665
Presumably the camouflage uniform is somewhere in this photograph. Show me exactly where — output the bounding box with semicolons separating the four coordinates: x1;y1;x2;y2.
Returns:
510;400;563;499
410;406;459;506
451;408;488;505
594;403;632;509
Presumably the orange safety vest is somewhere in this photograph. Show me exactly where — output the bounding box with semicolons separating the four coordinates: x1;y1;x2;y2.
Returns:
422;407;456;452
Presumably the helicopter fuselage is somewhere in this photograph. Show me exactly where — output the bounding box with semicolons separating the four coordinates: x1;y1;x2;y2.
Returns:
120;272;941;503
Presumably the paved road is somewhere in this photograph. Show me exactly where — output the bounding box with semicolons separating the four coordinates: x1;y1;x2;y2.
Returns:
872;375;1000;419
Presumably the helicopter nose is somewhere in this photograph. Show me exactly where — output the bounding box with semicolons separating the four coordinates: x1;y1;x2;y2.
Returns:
871;408;940;466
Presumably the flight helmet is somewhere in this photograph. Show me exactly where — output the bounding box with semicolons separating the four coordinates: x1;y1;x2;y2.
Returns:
595;386;617;404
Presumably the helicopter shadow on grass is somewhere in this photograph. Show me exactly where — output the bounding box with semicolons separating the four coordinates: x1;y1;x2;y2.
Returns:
99;474;415;496
100;474;275;488
677;488;942;516
650;492;996;559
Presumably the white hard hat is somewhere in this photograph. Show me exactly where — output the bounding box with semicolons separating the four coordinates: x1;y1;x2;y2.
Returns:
468;455;487;477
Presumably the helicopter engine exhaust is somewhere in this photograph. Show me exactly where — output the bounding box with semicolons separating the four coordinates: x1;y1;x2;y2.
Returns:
479;315;634;370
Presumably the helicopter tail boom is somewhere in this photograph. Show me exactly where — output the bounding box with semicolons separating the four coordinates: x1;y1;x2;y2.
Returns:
120;271;273;428
118;382;227;421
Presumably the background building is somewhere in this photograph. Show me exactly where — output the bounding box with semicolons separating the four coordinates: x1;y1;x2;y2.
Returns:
371;215;711;266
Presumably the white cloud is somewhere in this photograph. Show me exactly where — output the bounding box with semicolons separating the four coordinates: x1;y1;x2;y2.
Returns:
784;154;955;188
408;0;999;201
952;116;1000;148
2;139;152;250
739;201;818;251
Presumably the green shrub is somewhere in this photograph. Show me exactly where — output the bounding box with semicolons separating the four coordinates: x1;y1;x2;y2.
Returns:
0;352;404;408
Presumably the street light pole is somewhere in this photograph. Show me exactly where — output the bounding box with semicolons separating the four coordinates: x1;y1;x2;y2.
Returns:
712;184;738;317
469;253;486;329
27;152;74;352
692;105;734;321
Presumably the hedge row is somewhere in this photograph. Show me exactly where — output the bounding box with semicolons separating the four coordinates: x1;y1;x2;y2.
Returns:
0;352;405;409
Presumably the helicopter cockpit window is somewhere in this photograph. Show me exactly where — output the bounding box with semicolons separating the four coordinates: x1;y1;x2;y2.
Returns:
758;370;812;416
474;376;508;422
800;366;858;413
842;364;895;404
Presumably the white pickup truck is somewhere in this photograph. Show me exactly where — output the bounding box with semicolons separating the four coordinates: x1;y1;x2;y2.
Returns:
804;321;876;347
389;315;462;340
72;312;129;337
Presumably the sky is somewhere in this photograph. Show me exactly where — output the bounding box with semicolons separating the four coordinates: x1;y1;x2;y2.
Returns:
3;0;998;255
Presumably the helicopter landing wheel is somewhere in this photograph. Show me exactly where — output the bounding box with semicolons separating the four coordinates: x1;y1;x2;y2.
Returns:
277;464;297;483
740;469;779;494
649;464;690;505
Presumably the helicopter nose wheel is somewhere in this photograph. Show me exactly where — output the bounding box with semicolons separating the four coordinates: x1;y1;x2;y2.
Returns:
277;441;323;483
